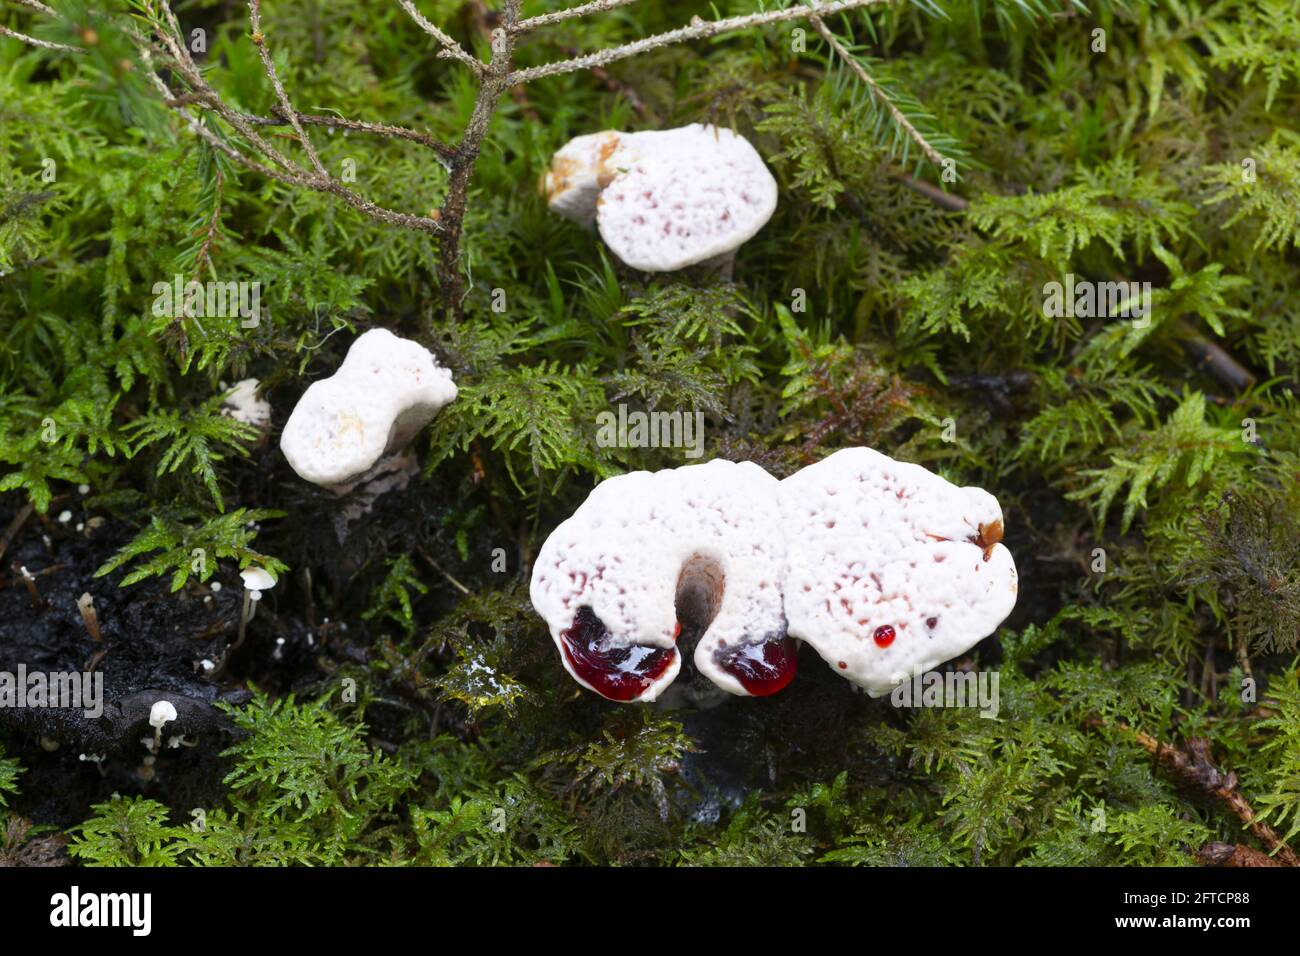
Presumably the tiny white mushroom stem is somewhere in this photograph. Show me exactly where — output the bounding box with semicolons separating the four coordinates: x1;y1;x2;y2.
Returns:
238;587;256;650
77;592;102;642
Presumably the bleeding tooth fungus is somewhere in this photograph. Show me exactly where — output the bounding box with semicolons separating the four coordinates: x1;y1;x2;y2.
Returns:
530;448;1018;703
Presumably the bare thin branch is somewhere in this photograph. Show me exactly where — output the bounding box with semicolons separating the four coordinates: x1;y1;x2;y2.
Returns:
137;42;442;234
248;0;328;178
896;173;966;210
143;12;302;175
512;0;640;34
394;0;485;74
809;13;946;169
10;0;58;15
0;23;83;53
507;0;888;84
239;111;458;167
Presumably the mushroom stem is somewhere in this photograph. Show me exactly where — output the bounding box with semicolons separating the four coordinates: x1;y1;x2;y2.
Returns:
237;588;254;651
14;564;42;609
77;592;102;642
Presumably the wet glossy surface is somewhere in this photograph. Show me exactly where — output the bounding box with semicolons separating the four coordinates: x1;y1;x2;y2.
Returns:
560;606;676;701
713;634;798;696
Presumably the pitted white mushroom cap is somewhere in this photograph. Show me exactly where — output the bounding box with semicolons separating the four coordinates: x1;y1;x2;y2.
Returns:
530;459;788;702
544;124;778;272
280;329;457;486
778;448;1018;697
595;124;777;272
543;130;623;226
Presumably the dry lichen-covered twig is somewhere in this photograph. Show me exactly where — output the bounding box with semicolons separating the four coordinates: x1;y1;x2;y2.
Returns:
0;22;82;52
506;0;890;84
512;0;642;35
394;0;486;73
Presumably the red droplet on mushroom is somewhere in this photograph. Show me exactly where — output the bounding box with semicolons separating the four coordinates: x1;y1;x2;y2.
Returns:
560;606;676;702
673;621;682;639
713;634;798;696
873;625;896;648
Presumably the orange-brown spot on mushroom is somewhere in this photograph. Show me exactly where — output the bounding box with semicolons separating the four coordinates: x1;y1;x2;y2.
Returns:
973;519;1004;561
543;156;580;201
595;135;623;188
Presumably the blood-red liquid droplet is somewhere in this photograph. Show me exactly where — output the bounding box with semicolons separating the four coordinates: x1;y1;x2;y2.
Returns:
713;633;798;696
560;606;676;702
873;625;896;648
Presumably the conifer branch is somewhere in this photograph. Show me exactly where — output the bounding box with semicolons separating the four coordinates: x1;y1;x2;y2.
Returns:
808;13;946;170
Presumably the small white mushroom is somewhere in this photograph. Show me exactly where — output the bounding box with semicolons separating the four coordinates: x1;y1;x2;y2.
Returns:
544;124;778;272
240;566;276;593
147;699;177;754
530;459;794;703
778;448;1018;697
280;328;457;488
221;377;273;445
233;566;277;655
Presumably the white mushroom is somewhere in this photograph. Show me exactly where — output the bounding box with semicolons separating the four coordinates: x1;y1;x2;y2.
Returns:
224;565;279;672
530;448;1019;703
280;328;457;488
544;124;778;272
778;448;1018;697
221;378;273;444
149;700;177;728
240;566;276;593
147;699;177;754
529;459;793;703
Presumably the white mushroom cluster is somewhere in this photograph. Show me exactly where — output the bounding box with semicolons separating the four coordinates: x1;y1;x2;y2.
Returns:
530;448;1017;703
544;124;778;272
280;329;457;488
